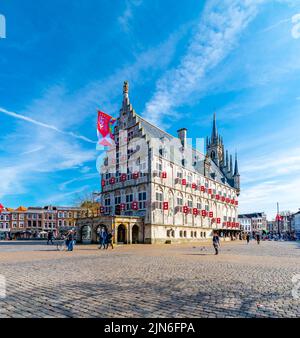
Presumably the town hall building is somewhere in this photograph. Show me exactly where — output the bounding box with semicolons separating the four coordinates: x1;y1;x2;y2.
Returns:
88;81;241;244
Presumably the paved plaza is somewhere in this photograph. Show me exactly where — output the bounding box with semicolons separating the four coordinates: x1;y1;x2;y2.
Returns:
0;240;299;318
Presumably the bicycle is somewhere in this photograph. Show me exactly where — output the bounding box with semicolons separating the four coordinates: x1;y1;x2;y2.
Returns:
54;238;67;251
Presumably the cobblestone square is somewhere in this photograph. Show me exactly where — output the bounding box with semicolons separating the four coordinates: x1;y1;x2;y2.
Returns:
0;240;299;318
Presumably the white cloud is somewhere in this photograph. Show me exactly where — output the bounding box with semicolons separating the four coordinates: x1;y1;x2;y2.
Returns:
261;17;290;33
291;13;300;39
42;185;91;205
59;173;98;191
239;147;300;218
239;177;300;219
118;0;143;32
143;0;263;126
0;107;96;144
1;25;185;205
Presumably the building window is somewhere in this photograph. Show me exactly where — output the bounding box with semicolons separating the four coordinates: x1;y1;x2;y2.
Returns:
138;192;147;209
177;197;183;206
156;192;163;209
156;162;162;172
126;194;133;210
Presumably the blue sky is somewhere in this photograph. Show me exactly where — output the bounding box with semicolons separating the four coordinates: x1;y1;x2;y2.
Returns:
1;0;300;219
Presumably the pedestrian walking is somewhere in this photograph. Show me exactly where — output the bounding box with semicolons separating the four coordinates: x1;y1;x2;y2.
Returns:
99;228;107;249
47;231;54;245
256;233;260;245
212;232;220;255
106;231;114;249
67;230;75;251
246;233;250;244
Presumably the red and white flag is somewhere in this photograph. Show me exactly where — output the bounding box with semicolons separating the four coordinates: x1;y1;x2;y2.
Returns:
97;111;116;147
0;204;4;213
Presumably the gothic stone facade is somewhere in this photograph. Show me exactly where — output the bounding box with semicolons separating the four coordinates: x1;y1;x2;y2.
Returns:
100;82;241;244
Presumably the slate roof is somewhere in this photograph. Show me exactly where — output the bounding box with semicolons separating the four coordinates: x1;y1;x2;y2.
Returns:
135;114;232;187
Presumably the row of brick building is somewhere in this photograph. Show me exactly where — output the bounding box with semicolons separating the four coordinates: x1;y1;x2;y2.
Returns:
238;210;300;239
0;205;82;239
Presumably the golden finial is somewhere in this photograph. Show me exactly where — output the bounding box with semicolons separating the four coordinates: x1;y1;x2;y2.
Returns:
123;81;129;94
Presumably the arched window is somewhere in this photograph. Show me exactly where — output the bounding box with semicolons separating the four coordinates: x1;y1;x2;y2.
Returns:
155;188;163;209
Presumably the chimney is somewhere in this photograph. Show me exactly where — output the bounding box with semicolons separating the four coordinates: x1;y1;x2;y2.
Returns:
177;128;187;147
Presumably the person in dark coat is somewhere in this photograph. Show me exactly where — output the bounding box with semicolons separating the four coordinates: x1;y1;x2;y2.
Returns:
246;233;250;244
212;233;220;255
256;233;260;245
47;231;54;245
106;231;114;249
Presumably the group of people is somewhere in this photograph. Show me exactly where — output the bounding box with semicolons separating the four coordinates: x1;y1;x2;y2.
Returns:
47;230;76;251
46;228;114;251
212;231;262;255
245;233;261;244
98;228;114;250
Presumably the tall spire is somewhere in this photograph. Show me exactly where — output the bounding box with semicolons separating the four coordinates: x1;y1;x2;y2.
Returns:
233;151;240;195
222;143;225;164
230;154;233;175
234;152;239;176
225;150;229;168
211;112;218;142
